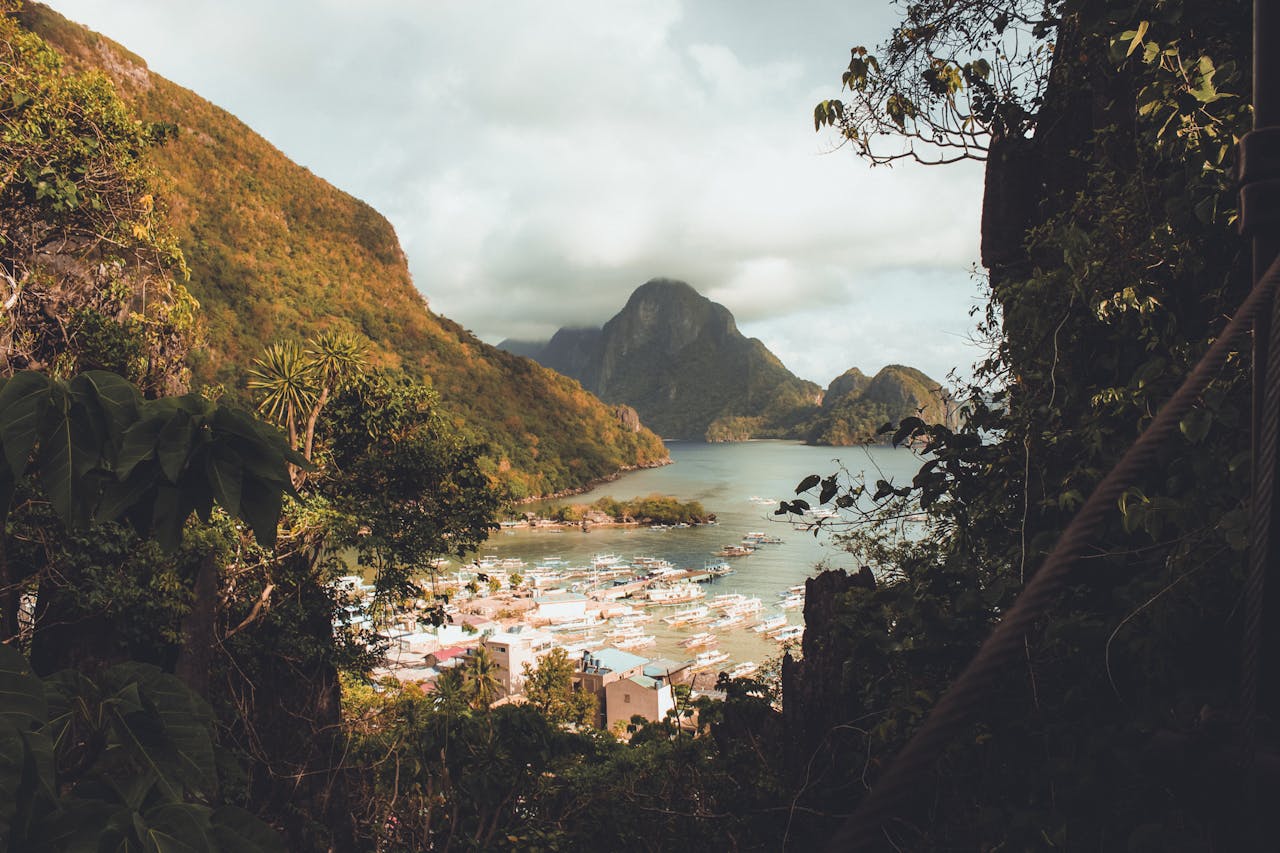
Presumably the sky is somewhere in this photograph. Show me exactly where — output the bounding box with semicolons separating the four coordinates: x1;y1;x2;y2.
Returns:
45;0;987;388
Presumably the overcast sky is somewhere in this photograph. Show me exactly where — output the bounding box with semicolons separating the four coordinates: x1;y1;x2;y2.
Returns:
46;0;986;388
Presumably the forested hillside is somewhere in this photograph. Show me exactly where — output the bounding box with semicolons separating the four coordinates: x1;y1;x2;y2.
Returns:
18;3;667;499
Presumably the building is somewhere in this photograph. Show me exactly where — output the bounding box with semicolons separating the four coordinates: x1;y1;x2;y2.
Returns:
643;658;694;687
604;674;676;731
480;625;556;698
575;647;650;727
531;591;589;624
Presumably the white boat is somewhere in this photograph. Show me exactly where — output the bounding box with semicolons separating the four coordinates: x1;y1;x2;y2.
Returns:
691;649;730;670
679;632;717;649
709;593;746;609
726;661;759;679
709;613;746;630
615;634;656;650
645;584;705;604
591;554;623;568
663;605;710;626
771;625;805;642
753;615;787;634
779;594;804;610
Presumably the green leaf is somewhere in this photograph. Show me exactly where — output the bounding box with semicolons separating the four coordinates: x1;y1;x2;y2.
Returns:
0;371;53;478
156;412;195;484
205;447;243;519
1126;20;1150;57
210;806;287;852
142;802;216;853
70;371;141;448
38;392;104;528
239;476;283;548
116;415;167;480
0;643;48;730
1179;407;1212;443
0;717;26;844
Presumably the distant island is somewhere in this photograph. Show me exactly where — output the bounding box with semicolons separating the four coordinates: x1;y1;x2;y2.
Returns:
500;278;954;444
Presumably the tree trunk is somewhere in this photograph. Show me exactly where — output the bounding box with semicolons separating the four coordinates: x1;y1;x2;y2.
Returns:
174;551;220;697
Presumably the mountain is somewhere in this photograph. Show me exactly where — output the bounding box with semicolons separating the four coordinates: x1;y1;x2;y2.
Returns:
506;279;823;440
20;3;668;499
808;364;953;445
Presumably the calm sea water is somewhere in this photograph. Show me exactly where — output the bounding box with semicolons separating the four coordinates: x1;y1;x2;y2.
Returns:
472;441;924;668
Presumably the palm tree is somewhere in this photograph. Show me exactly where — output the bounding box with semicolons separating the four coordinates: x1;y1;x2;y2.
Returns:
462;646;502;710
300;330;368;462
247;331;368;486
432;667;469;714
247;340;315;448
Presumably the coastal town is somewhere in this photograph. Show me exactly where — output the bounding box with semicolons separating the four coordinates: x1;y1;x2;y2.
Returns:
340;522;807;733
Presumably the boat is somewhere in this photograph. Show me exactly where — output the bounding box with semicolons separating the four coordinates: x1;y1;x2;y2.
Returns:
742;531;784;545
704;560;734;576
709;613;747;630
779;593;804;610
679;632;718;649
771;625;805;642
591;554;624;568
753;614;787;633
691;649;731;670
714;544;755;558
645;584;705;604
725;661;759;679
709;593;746;609
615;634;656;650
663;605;710;626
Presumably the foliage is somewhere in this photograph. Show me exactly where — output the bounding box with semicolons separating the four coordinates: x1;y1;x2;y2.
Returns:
782;0;1258;848
547;493;710;526
318;373;502;613
0;370;305;551
0;5;196;393
522;647;597;727
0;643;283;852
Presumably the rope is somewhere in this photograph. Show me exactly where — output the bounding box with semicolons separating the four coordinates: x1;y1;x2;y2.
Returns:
826;252;1280;851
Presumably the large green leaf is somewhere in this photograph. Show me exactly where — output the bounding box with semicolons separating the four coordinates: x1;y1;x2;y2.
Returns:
204;447;243;519
37;391;104;528
238;475;283;548
209;806;286;853
0;371;52;478
70;371;141;450
0;643;47;730
140;802;216;853
0;717;26;845
115;415;167;481
106;664;216;800
155;411;195;484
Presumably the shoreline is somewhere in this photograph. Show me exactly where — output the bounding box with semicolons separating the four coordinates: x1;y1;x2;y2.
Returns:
516;457;673;505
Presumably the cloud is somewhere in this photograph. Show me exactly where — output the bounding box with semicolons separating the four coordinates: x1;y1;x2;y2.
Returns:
47;0;987;385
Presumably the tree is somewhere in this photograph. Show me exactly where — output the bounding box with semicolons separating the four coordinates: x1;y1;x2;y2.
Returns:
247;330;368;484
461;646;502;709
522;646;597;727
787;1;1257;848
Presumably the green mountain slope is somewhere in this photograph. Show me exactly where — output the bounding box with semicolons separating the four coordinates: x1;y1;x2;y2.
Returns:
20;3;667;498
512;278;823;440
808;364;952;445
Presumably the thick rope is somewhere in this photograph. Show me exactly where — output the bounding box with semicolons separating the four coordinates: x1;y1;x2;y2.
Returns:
826;253;1280;851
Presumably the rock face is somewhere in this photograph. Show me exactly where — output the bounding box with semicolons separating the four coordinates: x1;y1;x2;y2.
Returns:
507;278;822;440
808;364;953;446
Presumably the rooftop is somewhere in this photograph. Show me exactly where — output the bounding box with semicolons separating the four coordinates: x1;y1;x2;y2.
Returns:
583;647;648;673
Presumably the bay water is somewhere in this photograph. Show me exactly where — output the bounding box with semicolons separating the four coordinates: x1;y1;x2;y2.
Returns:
474;440;925;670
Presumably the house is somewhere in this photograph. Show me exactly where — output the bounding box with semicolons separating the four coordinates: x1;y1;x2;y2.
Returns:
531;591;589;624
575;647;649;728
643;658;694;687
604;674;676;731
480;625;556;698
